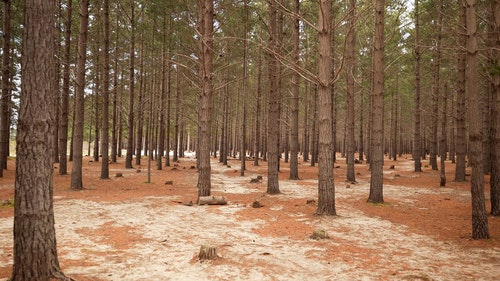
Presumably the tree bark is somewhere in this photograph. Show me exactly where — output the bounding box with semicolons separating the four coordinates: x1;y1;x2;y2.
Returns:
465;0;489;239
0;0;12;177
240;0;248;176
489;0;500;216
430;0;443;171
367;0;385;204
59;0;72;175
125;1;136;169
413;0;422;172
197;0;214;199
455;4;467;182
345;0;357;182
289;0;300;180
440;83;448;187
71;0;90;190
316;0;335;216
12;0;67;279
100;0;110;179
266;0;281;194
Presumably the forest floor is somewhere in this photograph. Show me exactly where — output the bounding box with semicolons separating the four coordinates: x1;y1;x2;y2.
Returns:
0;154;499;280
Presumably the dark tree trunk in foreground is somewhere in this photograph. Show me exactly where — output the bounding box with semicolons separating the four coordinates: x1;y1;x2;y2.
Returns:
465;0;489;239
12;0;67;279
490;0;500;216
367;0;385;204
316;0;335;215
266;0;281;194
71;0;90;190
197;0;214;199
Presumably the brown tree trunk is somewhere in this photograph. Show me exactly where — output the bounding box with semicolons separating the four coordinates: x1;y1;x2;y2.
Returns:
367;0;385;203
288;0;300;179
345;0;356;182
413;0;422;172
197;0;214;199
173;67;180;163
93;44;100;163
455;4;467;182
100;0;110;179
125;1;136;169
240;0;248;176
465;0;489;239
71;0;89;190
59;0;72;175
158;16;168;170
111;14;119;164
430;0;443;171
0;0;12;177
316;0;335;215
489;0;500;216
440;83;448;187
12;0;67;279
136;33;145;166
253;48;262;167
266;0;281;194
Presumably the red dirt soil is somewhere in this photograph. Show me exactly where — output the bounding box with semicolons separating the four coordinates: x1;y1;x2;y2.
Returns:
0;154;498;280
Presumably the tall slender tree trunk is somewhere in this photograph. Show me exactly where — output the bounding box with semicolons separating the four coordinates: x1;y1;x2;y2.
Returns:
266;0;281;194
71;0;90;190
173;68;180;163
289;0;300;179
489;0;500;216
253;48;262;167
367;0;385;203
100;0;110;179
111;15;119;164
12;0;67;279
455;4;467;182
93;50;100;163
465;0;489;239
413;0;422;172
440;83;448;186
197;0;214;199
59;0;72;175
240;0;249;176
430;0;443;171
316;0;335;215
158;16;168;170
345;0;357;182
359;90;364;162
0;0;12;177
136;33;145;165
125;1;136;169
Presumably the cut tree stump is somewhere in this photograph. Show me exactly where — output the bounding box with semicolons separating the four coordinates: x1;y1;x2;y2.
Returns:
310;229;329;240
198;196;227;205
198;245;218;261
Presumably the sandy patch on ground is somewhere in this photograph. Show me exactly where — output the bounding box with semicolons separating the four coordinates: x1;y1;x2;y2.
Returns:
0;155;498;280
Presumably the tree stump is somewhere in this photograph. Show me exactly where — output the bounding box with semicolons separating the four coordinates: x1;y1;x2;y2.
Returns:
310;229;329;240
198;245;218;261
198;196;227;205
